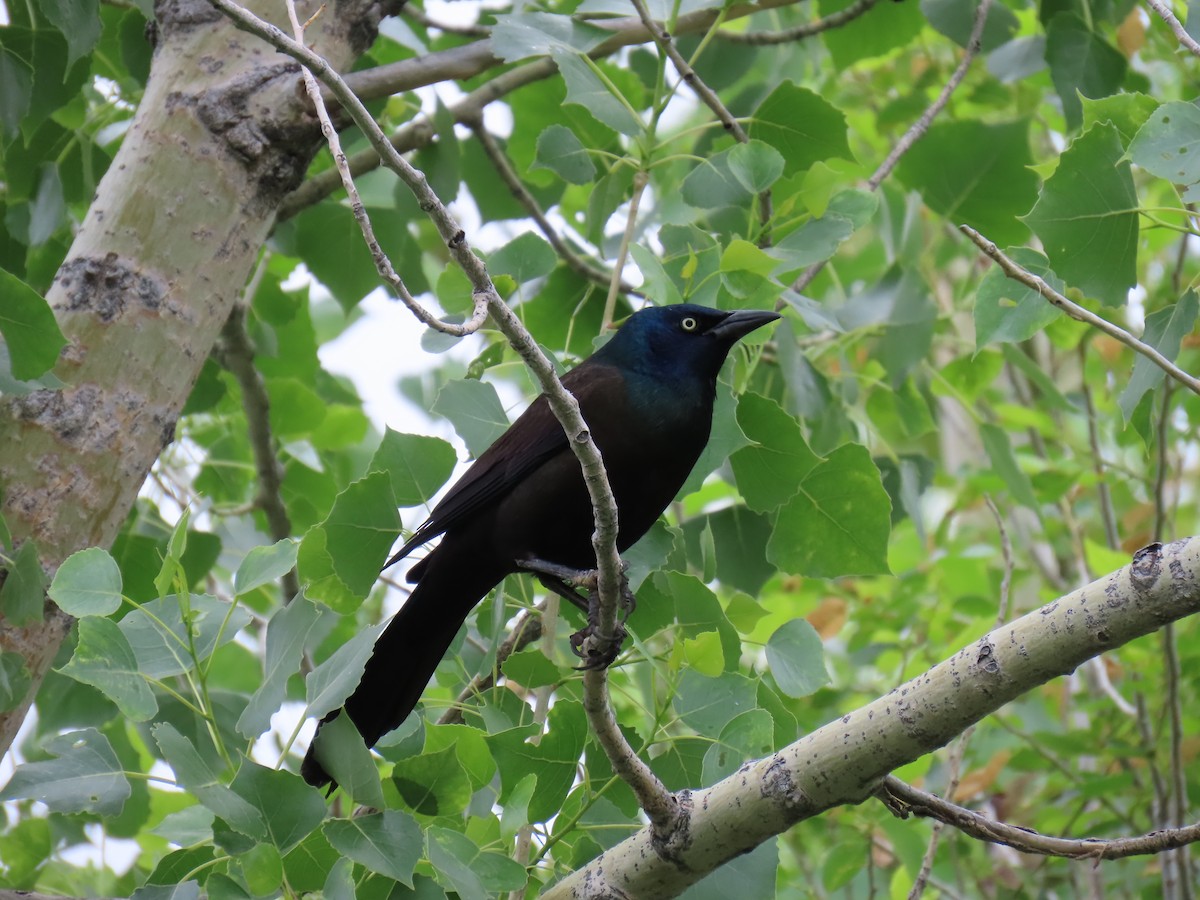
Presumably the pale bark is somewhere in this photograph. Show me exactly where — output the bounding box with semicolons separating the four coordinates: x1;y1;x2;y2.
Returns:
0;0;396;759
542;538;1200;899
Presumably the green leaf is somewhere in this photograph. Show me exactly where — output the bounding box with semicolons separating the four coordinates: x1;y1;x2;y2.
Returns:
817;0;923;69
980;423;1038;510
681;838;778;900
0;541;47;627
428;826;527;898
673;670;758;736
1128;100;1200;186
1024;122;1138;307
316;471;400;599
0;651;32;712
49;547;123;616
229;765;325;855
490;699;586;822
131;883;200;900
767;443;892;577
768;212;855;274
303;622;386;720
502;647;560;689
730;393;821;512
60;617;157;720
321;859;354;900
152;723;267;840
311;711;385;809
533;124;596;184
119;594;252;679
0;728;129;816
720;239;777;277
681;148;749;210
0;49;33;139
974;248;1063;347
266;377;327;438
369;429;457;508
920;0;1017;51
1118;293;1199;421
41;0;102;65
324;811;423;886
239;843;283;897
0;267;66;380
490;231;558;283
237;595;322;739
726;140;785;194
27;164;65;246
551;49;641;136
491;12;610;61
391;743;473;816
1081;93;1159;145
705;506;776;596
293;202;424;310
432;379;510;457
749;82;852;176
701;708;774;783
895;119;1038;245
765;619;830;698
682;631;724;676
1045;13;1127;131
233;540;298;597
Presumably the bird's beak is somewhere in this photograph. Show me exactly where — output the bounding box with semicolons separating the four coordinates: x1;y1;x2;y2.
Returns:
709;308;782;342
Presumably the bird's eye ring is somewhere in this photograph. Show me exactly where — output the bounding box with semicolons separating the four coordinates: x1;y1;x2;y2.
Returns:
680;316;698;332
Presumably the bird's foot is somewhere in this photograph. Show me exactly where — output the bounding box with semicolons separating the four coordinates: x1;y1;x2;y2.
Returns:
570;618;628;670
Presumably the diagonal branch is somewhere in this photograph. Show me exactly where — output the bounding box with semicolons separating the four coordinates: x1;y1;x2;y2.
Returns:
789;0;992;295
961;225;1200;399
717;0;879;44
544;538;1200;898
466;118;636;295
880;775;1200;860
1146;0;1200;58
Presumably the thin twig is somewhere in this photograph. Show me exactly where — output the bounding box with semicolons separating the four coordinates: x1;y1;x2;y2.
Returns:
629;0;772;241
280;0;487;338
437;606;545;726
717;0;879;44
1146;0;1200;58
961;226;1200;399
602;171;648;332
402;5;491;37
881;776;1200;861
466;118;635;294
582;666;680;833
789;0;992;295
216;301;299;603
1081;346;1120;550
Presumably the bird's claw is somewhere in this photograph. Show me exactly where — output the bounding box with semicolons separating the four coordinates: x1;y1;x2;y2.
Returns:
570;619;628;670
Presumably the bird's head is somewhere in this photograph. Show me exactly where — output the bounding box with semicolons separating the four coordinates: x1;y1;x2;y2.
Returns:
596;304;781;382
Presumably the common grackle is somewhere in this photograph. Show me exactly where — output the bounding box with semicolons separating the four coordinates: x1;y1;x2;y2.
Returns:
301;303;779;788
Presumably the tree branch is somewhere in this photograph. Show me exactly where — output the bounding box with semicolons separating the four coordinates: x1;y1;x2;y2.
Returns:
716;0;879;44
961;225;1200;398
544;538;1200;898
880;775;1200;860
215;299;300;602
1146;0;1200;58
466;118;634;295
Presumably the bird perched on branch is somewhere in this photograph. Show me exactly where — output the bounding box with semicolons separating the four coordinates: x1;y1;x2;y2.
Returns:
301;303;780;788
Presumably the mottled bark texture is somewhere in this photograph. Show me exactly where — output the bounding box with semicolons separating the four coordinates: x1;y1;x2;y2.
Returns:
0;0;400;760
543;539;1200;899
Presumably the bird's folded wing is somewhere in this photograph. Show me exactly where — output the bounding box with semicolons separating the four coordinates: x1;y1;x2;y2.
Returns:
386;362;623;567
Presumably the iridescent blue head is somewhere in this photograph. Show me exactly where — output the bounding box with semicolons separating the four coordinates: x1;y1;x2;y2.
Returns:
593;304;781;383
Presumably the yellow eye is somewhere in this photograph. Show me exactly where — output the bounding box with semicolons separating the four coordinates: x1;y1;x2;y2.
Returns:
680;316;698;332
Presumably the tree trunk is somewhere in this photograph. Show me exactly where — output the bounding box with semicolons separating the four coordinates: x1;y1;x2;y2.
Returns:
0;0;397;759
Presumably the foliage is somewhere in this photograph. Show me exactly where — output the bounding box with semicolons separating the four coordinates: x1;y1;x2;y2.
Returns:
2;0;1200;897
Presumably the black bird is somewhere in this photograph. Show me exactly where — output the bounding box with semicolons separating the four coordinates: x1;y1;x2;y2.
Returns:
301;303;780;788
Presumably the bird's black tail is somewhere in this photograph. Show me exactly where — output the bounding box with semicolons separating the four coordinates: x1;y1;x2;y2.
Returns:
301;545;505;788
